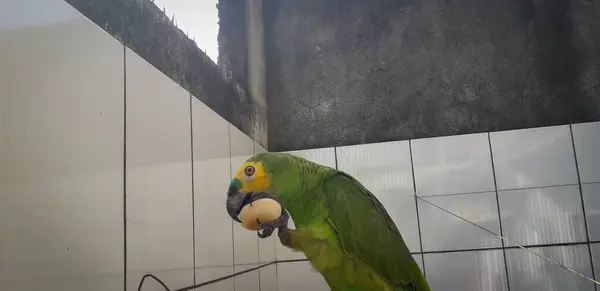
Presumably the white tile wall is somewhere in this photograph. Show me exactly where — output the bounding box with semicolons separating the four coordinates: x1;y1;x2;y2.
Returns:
259;265;279;291
234;264;260;291
419;192;502;251
192;97;234;267
0;1;124;290
273;123;600;290
277;261;329;291
125;48;194;291
499;185;587;246
506;245;594;291
424;250;508;291
3;2;600;290
412;133;495;196
490;125;578;190
582;183;600;241
572;122;600;184
196;266;234;291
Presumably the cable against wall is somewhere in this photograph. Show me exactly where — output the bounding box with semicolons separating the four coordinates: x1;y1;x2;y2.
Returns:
136;193;600;290
137;260;309;291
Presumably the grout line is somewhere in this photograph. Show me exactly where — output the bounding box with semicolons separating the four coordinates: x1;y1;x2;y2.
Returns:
408;140;426;278
122;44;128;291
189;93;196;286
570;124;597;290
275;261;280;291
228;124;236;291
488;132;511;291
258;268;262;291
334;147;338;169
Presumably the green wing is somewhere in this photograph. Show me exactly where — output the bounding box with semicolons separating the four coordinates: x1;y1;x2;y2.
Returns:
322;170;430;291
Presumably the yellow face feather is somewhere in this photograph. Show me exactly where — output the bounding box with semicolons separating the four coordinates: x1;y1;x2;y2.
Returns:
233;161;272;193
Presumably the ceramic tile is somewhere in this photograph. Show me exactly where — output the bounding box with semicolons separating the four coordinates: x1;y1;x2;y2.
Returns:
419;192;502;252
490;125;578;190
336;141;421;252
195;266;234;291
582;183;600;241
499;185;587;246
258;228;277;263
259;265;278;291
0;1;124;290
424;250;508;291
125;47;193;290
506;245;594;291
277;261;329;291
412;133;495;196
234;264;260;291
572;122;600;184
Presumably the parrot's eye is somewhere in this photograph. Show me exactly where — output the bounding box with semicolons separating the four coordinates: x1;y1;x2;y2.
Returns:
243;165;256;178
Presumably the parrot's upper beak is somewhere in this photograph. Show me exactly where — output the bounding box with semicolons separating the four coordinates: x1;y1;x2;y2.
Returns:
226;183;249;223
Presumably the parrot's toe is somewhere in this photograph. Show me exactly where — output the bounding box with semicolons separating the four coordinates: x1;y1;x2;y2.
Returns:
257;224;275;238
257;207;289;239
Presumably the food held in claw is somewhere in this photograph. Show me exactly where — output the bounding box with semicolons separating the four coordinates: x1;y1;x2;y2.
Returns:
239;198;282;231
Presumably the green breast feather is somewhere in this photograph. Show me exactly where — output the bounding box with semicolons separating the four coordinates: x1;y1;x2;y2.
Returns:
320;171;430;291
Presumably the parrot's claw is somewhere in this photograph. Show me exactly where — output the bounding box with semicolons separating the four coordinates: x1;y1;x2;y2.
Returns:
257;223;275;238
257;208;289;239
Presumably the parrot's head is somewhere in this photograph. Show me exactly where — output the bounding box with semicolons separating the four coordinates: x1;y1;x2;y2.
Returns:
225;152;294;223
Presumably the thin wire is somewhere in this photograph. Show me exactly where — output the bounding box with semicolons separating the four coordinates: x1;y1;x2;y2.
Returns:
416;196;600;286
136;197;600;290
137;261;278;291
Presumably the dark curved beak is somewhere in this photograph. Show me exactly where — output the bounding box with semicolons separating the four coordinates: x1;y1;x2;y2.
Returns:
226;184;247;223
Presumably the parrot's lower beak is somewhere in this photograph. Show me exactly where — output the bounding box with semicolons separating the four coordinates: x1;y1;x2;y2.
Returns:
227;190;279;223
226;187;250;223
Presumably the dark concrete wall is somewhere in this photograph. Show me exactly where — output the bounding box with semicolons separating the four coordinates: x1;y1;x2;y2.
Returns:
219;0;268;147
218;0;247;87
65;0;266;146
261;0;600;151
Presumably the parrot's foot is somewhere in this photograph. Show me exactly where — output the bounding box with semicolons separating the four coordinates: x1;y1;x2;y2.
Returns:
257;208;289;239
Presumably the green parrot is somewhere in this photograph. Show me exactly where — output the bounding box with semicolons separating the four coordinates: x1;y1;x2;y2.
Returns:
226;152;430;291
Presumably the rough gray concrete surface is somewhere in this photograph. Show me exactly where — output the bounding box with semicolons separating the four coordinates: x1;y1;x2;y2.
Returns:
65;0;265;146
218;0;248;88
262;0;600;151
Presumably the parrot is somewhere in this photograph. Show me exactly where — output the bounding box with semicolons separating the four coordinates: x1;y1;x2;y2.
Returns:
226;152;430;291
